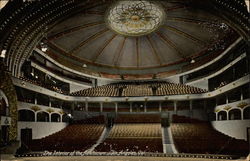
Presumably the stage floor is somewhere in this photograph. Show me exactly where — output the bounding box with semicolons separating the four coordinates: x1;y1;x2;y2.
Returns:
1;155;247;161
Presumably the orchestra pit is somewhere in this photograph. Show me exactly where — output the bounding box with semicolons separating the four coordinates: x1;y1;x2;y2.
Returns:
0;0;250;161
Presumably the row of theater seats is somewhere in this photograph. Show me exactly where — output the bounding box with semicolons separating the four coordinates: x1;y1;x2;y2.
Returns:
26;114;163;153
70;81;207;97
95;138;163;153
95;114;163;152
114;114;161;123
25;114;249;156
20;77;68;95
122;84;153;96
27;116;105;152
71;85;119;97
171;115;249;156
19;76;206;97
156;87;203;95
108;124;162;138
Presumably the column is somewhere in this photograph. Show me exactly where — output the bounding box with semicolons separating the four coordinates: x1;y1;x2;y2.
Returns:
240;88;244;100
100;102;103;113
144;102;147;112
49;114;51;122
35;112;37;122
241;109;244;120
34;98;37;105
189;100;193;118
85;102;88;112
129;102;132;113
71;102;75;118
174;101;177;114
226;94;229;104
115;102;118;113
159;102;162;112
59;101;63;109
49;97;51;107
34;93;37;105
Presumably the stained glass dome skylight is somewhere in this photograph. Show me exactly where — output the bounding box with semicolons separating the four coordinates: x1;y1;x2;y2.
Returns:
106;0;166;37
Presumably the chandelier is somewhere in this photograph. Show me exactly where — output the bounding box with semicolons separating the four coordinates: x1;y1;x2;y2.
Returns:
106;0;165;37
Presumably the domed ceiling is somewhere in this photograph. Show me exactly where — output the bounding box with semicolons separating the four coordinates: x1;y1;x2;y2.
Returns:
45;0;238;79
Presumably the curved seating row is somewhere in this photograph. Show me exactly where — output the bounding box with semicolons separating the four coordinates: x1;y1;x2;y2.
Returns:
171;115;249;156
27;115;105;152
20;77;68;95
114;114;161;123
71;81;207;97
95;123;163;153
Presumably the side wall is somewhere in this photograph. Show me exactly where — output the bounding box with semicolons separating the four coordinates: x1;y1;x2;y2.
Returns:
211;120;250;141
17;122;67;140
17;102;68;140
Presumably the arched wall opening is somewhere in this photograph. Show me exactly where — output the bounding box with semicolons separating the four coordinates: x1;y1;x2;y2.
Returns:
18;110;35;122
229;109;242;120
217;111;227;121
51;113;61;122
37;111;49;122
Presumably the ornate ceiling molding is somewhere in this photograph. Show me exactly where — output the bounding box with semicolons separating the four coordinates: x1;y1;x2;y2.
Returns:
105;0;166;37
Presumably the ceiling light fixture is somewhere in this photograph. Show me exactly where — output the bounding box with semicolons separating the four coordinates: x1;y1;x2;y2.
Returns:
106;0;165;37
0;49;6;58
67;113;72;118
41;46;48;52
40;41;48;52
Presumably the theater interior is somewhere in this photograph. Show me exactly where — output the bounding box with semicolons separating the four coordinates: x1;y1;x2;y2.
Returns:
0;0;250;161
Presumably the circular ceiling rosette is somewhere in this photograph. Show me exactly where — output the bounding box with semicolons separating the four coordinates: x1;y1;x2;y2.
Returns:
106;0;166;37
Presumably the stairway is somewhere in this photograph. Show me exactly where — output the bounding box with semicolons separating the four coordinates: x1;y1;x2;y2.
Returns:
86;126;112;152
162;127;178;154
